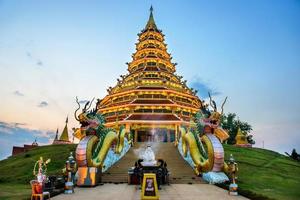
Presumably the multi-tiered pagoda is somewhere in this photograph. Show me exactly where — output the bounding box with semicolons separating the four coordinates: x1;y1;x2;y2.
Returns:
98;7;202;142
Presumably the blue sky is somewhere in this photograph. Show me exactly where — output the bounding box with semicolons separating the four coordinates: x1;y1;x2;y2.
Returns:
0;0;299;159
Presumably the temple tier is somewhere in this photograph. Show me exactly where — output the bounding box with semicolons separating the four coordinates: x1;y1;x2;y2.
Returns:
97;8;202;142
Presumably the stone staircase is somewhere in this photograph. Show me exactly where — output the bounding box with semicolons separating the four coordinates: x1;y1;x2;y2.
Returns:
102;142;204;184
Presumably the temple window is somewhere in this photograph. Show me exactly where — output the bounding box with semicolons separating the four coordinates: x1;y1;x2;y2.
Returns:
174;96;192;104
153;109;172;113
138;94;152;98
138;63;144;68
182;111;190;116
145;73;158;78
148;43;155;48
175;110;181;115
117;110;125;115
138;94;166;99
147;52;156;58
104;112;116;117
148;35;154;40
156;94;166;98
112;95;131;103
145;66;159;71
131;66;137;71
147;62;156;66
158;63;165;69
134;109;152;113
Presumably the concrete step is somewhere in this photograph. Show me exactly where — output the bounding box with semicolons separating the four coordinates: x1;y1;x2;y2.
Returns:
102;142;204;184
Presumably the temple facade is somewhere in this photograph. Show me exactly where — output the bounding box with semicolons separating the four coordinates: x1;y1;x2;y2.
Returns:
11;139;38;156
97;7;202;142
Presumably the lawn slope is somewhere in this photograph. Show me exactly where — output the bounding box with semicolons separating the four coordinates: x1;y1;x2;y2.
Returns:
0;144;76;200
0;144;299;200
224;145;300;200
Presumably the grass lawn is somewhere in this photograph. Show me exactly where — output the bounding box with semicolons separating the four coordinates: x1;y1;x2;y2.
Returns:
0;144;299;199
0;144;76;184
224;145;300;200
0;144;76;200
0;184;31;200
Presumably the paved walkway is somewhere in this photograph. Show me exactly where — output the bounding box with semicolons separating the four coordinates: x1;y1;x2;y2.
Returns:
53;184;248;200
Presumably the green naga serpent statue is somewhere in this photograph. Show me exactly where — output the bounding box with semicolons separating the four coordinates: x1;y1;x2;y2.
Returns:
179;93;230;175
73;97;127;169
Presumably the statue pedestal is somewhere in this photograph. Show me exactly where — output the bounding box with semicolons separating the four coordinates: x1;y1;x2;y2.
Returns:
229;183;238;195
77;167;102;187
64;181;74;194
141;161;157;166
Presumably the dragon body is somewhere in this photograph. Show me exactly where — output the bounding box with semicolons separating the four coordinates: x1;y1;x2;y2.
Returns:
73;97;128;170
179;94;229;175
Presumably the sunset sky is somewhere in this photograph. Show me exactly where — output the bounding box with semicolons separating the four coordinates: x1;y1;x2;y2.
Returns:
0;0;299;159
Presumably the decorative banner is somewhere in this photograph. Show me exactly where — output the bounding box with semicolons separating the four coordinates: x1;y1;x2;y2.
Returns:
141;173;159;200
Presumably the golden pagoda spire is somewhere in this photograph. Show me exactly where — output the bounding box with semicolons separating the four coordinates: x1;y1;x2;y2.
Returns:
54;128;58;141
59;116;69;141
145;5;157;30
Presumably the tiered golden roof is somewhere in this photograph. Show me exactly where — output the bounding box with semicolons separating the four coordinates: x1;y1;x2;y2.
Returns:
97;7;202;142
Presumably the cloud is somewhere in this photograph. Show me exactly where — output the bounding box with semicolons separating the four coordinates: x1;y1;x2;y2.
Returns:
13;90;24;96
14;122;27;126
26;51;44;67
36;60;43;66
0;121;17;132
0;121;55;160
78;100;88;104
38;101;48;107
0;121;28;134
26;52;32;58
0;126;13;134
190;77;221;98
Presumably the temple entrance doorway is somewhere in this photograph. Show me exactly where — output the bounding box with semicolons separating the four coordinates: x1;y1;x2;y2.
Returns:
136;128;175;142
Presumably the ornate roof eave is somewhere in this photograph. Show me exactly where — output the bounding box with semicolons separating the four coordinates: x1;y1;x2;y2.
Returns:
104;120;189;126
100;88;200;105
99;102;200;112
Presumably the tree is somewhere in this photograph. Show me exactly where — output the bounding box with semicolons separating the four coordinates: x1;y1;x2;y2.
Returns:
220;113;254;144
285;149;300;161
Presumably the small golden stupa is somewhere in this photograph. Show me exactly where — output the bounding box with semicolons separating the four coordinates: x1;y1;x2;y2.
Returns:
53;117;72;144
235;127;251;147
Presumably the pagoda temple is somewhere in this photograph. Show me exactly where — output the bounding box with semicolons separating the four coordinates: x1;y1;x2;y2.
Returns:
97;7;202;142
53;117;72;144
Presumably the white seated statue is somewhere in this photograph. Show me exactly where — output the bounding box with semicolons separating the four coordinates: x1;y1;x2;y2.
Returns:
141;145;157;166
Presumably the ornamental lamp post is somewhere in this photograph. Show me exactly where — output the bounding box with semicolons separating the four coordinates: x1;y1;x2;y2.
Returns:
228;154;238;196
64;152;76;194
